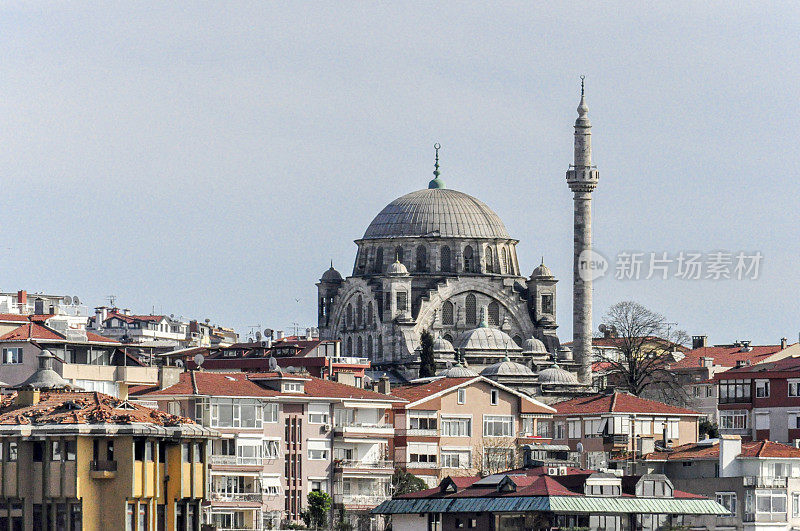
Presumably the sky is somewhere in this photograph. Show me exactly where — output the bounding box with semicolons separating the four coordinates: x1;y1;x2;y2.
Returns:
1;2;798;345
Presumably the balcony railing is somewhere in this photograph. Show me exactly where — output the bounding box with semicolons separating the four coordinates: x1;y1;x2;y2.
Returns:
334;423;394;436
743;476;788;488
405;461;439;469
396;428;438;437
334;459;393;470
209;492;264;503
333;494;391;507
330;357;370;365
210;455;266;467
603;434;629;446
743;512;788;523
90;460;117;472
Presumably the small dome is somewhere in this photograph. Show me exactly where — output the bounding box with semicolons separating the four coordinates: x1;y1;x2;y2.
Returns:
481;356;534;377
321;264;343;282
438;363;479;378
522;337;547;355
557;346;573;361
531;261;554;279
15;350;73;390
387;259;409;276
455;326;522;352
538;364;579;385
432;336;455;354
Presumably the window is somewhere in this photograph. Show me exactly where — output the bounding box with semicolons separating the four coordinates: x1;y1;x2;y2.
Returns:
374;248;384;273
2;347;22;364
793;493;800;518
716;492;737;515
441;417;471;437
309;449;329;460
485;246;494;273
719;379;752;404
409;443;438;464
33;441;44;462
463;246;474;273
490;389;499;405
264;403;279;423
65;440;76;461
240;400;262;428
465;294;477;325
756;489;787;514
756;379;770;398
501;247;509;274
310;480;326;493
568;419;581;439
720;410;748;430
263;440;280;459
483;415;513;437
442;301;454;326
416;245;427;271
755;413;770;431
790;379;800;397
283;382;302;393
583;418;603;437
441;450;471;468
308;404;329;424
308;440;330;460
483;448;514;470
346;304;352;329
138;504;148;531
487;302;500;326
537;421;552;438
409;412;437;431
51;440;62;461
457;388;466;404
541;294;553;314
555;422;565;439
396;292;407;312
395;246;404;263
440;246;452;272
635;418;652;434
181;443;189;463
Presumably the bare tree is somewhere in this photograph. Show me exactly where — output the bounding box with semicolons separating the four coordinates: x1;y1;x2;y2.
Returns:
597;301;690;403
472;437;523;475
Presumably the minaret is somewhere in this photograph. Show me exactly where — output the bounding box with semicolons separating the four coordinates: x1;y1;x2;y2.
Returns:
566;76;599;384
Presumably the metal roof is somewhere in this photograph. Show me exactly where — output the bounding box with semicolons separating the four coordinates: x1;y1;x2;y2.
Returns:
372;496;728;516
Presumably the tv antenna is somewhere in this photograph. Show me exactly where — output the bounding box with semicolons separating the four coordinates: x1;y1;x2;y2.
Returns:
107;295;117;307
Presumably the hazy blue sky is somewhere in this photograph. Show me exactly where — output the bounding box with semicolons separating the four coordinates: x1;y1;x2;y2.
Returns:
2;2;798;345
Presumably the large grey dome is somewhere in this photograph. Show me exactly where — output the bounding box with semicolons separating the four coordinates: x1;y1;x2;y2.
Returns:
363;188;511;240
537;364;579;385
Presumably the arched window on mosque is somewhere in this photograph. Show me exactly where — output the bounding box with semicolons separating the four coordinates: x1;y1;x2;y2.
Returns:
357;295;363;328
395;246;404;263
488;301;500;327
485;246;494;273
443;333;453;343
416;245;428;272
346;337;353;355
374;247;384;273
440;246;452;272
367;301;374;324
366;335;373;358
501;247;509;274
396;291;408;312
357;336;363;356
442;301;454;326
465;294;477;326
346;304;353;329
463;246;474;273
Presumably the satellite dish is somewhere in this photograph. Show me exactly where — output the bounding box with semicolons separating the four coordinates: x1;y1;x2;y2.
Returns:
267;357;278;371
63;296;73;305
194;354;205;367
73;296;80;305
175;359;185;368
255;331;262;341
264;329;273;338
576;442;584;453
599;324;607;333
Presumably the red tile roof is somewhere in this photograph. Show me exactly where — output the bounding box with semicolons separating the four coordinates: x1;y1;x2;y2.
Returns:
0;314;32;322
553;391;700;416
0;322;119;344
104;312;165;324
673;344;789;370
138;371;405;402
715;355;800;379
643;440;800;461
391;377;476;403
564;336;687;351
0;391;194;426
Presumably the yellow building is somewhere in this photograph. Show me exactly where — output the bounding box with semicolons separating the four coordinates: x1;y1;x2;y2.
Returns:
0;351;217;530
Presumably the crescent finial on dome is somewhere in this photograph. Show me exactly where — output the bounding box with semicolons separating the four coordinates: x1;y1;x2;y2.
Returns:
428;143;446;189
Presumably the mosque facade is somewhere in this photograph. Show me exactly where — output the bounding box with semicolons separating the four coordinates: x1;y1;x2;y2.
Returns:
317;86;597;385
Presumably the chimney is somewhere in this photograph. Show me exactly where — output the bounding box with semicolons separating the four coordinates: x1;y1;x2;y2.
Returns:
118;382;129;401
700;356;714;368
692;335;708;349
17;290;27;307
17;388;40;407
719;435;742;477
377;375;391;395
123;308;131;316
94;307;108;329
276;330;284;340
781;337;788;349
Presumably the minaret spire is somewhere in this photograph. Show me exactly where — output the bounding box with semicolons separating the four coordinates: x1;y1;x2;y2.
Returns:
566;76;600;385
428;143;445;189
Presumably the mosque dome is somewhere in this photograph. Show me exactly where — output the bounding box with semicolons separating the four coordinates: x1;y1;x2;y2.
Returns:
531;261;554;279
362;188;511;240
321;264;343;282
521;337;548;355
537;364;579;385
438;363;479;378
15;350;73;390
480;356;534;377
432;336;456;354
455;323;522;352
387;259;409;276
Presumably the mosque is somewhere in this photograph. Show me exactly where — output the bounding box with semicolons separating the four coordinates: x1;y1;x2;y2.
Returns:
316;83;599;392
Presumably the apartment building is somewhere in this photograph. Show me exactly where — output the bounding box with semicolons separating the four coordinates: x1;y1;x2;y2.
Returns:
389;367;555;487
89;307;190;348
137;369;403;530
551;391;702;469
0;353;216;531
637;435;800;530
0;290;89;320
715;350;800;443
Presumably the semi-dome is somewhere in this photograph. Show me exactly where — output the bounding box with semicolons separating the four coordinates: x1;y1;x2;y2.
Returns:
537;364;579;385
480;356;534;377
531;260;554;279
321;264;343;282
362;188;511;240
522;337;548;355
387;259;409;276
455;324;522;352
438;363;479;378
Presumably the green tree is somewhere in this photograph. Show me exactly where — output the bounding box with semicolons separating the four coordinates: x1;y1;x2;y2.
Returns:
305;491;332;529
392;468;427;495
699;419;719;439
418;330;436;378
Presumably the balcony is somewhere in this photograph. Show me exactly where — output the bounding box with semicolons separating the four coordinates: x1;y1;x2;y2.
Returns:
333;493;391;508
209;492;264;503
334;459;394;472
210;455;266;467
743;512;787;523
405;461;439;469
90;460;117;479
333;423;395;437
743;476;788;488
395;428;438;437
603;434;629;447
330;356;370;365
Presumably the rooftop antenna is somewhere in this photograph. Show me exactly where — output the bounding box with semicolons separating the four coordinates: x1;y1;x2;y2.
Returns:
107;295;117;307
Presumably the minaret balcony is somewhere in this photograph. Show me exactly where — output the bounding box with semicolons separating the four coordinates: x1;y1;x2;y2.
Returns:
566;168;599;190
